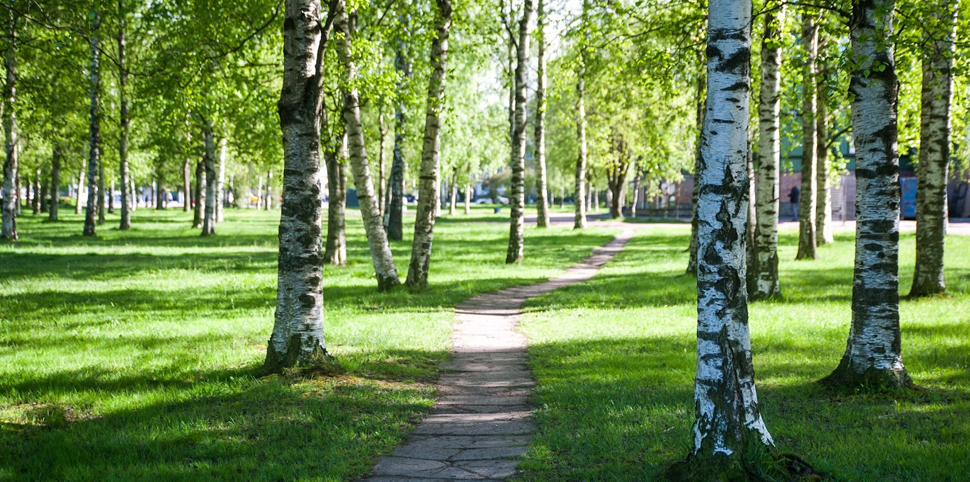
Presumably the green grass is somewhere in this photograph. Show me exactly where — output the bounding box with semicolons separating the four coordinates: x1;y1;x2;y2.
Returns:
517;226;970;482
0;207;614;482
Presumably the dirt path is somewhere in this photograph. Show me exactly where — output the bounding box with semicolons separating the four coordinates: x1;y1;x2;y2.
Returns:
360;227;637;481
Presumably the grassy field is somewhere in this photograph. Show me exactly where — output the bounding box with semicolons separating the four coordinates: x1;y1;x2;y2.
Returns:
518;226;970;482
0;207;614;482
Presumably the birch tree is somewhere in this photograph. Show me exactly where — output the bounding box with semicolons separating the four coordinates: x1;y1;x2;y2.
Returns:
822;0;912;389
533;0;549;228
264;0;334;372
909;0;958;298
406;0;452;290
505;0;535;263
750;7;784;300
1;10;17;240
573;0;589;230
795;13;818;260
335;2;400;290
82;9;101;237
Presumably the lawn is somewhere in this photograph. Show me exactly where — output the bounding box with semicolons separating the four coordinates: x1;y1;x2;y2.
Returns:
518;225;970;482
0;207;614;482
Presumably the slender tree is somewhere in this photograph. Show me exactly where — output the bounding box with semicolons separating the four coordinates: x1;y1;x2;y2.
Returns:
750;8;783;299
677;0;776;473
324;131;347;265
386;14;411;242
264;0;334;372
573;0;589;230
335;3;400;290
118;0;131;230
816;31;834;245
83;9;102;237
686;53;705;275
823;0;911;389
200;120;217;236
505;0;536;263
406;0;453;290
910;0;958;298
796;13;818;260
49;145;60;221
533;0;549;228
1;10;17;240
192;160;205;228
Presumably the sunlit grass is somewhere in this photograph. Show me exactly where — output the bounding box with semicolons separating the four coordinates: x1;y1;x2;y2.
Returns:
519;225;970;482
0;207;614;482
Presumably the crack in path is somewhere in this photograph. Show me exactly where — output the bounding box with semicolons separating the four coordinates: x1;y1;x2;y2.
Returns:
360;227;636;482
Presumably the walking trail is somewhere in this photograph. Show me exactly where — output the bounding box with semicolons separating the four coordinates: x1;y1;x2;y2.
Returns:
360;226;637;482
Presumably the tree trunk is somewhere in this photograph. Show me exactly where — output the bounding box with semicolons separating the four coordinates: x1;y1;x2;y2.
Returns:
192;160;205;228
449;170;458;216
30;172;39;214
573;0;590;230
533;0;549;229
97;162;106;224
182;157;191;213
910;0;957;298
200;122;217;235
83;10;102;237
505;0;536;264
386;26;411;242
464;184;471;214
406;0;452;290
796;14;818;260
264;0;334;373
75;169;83;215
49;146;60;221
39;172;48;214
2;11;18;240
686;54;705;275
217;136;227;221
154;172;164;209
118;0;131;230
630;164;641;218
335;4;400;290
750;9;783;300
266;168;274;210
685;0;774;471
324;132;347;265
257;175;263;210
378;109;387;219
823;0;911;389
108;180;115;214
816;53;833;245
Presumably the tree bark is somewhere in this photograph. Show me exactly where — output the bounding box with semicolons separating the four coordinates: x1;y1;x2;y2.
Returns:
378;109;387;218
533;0;549;229
2;11;18;240
750;9;783;300
386;20;411;242
118;0;131;230
816;49;833;245
796;14;818;260
910;0;957;298
97;162;106;224
823;0;911;389
688;0;774;468
75;169;83;215
182;156;191;213
324;131;347;265
264;0;332;373
217;136;227;221
31;173;39;214
83;10;102;237
201;121;217;236
574;1;589;230
154;171;164;209
449;170;457;215
406;0;452;290
686;54;705;275
335;4;400;290
505;0;536;264
49;146;60;221
464;183;471;214
192;160;205;228
39;171;48;214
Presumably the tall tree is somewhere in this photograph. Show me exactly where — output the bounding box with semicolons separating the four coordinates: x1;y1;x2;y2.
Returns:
573;0;589;230
909;0;958;298
406;0;453;290
815;57;833;245
533;0;549;228
83;8;102;237
200;120;217;236
385;14;411;242
49;145;60;221
823;0;911;389
117;0;131;230
677;0;776;473
796;13;818;260
324;130;347;266
505;0;535;263
335;3;400;290
264;0;334;372
750;7;784;300
686;51;705;275
1;10;17;240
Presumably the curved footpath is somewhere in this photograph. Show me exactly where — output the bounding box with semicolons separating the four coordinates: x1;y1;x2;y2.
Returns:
361;227;637;482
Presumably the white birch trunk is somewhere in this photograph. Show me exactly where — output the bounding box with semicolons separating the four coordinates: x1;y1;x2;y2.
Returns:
335;4;400;290
264;0;331;372
1;10;17;240
533;0;549;229
118;0;131;230
406;0;452;290
910;0;957;297
201;121;217;236
750;9;783;299
217;136;226;222
691;0;773;460
505;0;535;263
796;14;818;260
824;0;910;389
